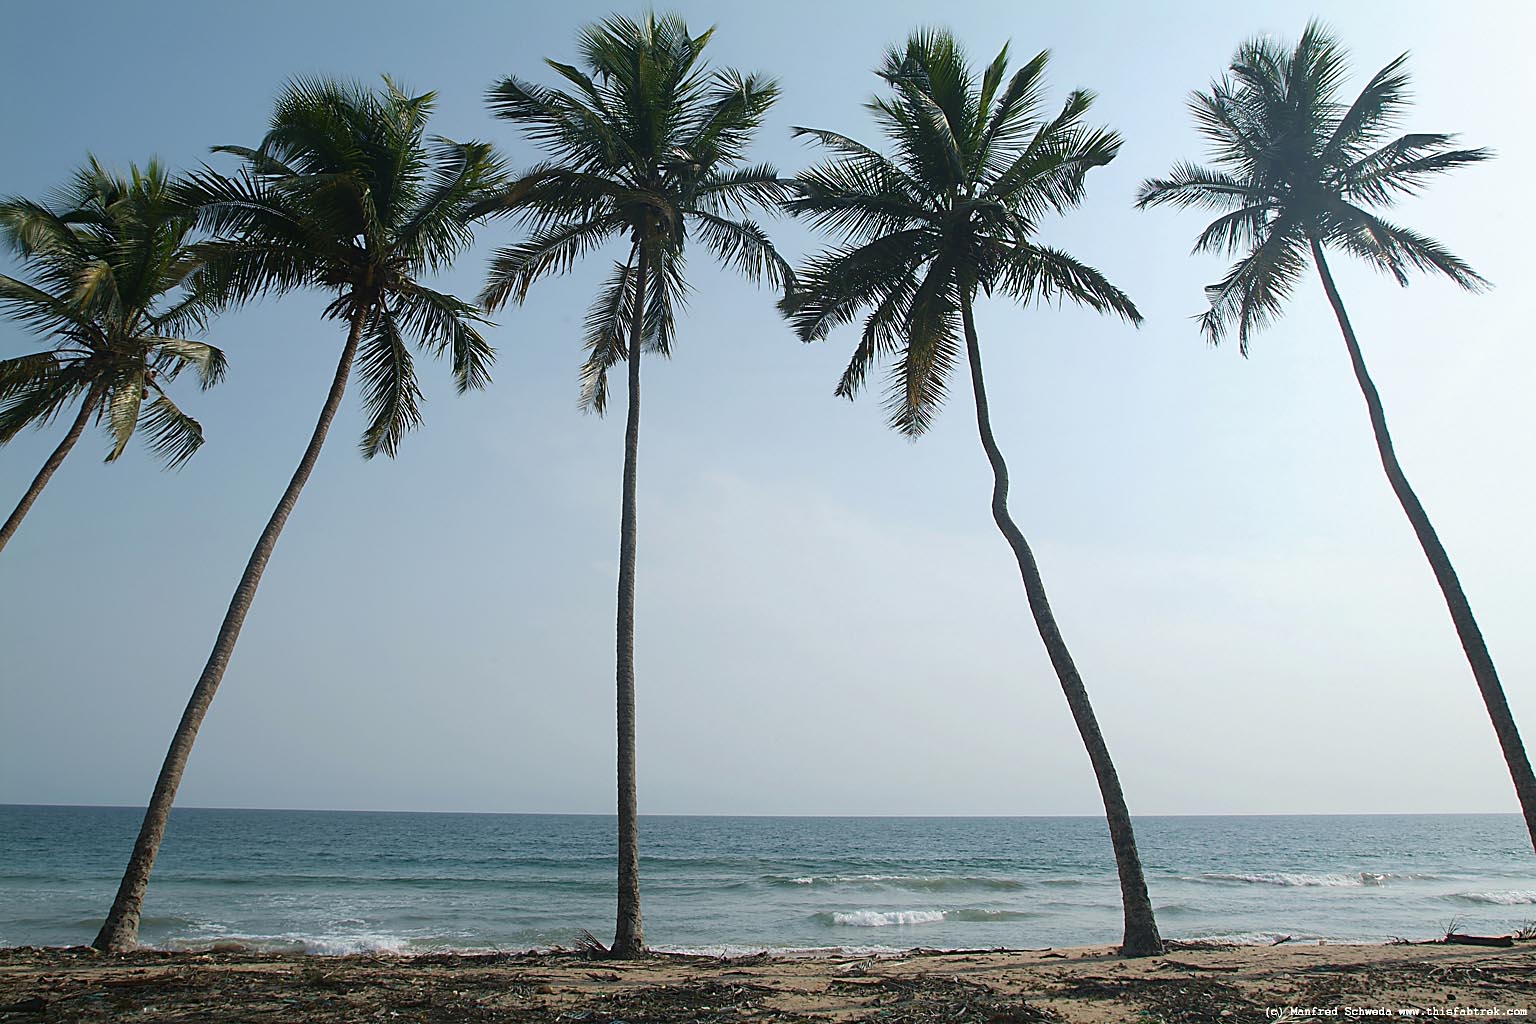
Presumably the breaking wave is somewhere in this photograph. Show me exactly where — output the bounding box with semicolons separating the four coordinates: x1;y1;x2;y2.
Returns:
813;909;1032;928
1448;890;1536;906
1197;872;1415;888
769;874;1024;892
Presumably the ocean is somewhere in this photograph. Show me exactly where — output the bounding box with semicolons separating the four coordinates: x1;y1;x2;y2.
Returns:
2;807;1534;955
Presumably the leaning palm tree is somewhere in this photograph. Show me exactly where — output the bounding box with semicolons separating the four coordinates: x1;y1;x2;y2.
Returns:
1135;24;1534;855
92;78;504;952
0;159;223;556
781;30;1162;956
479;13;790;957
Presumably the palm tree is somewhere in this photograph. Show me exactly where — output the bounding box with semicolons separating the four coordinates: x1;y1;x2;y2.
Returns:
781;30;1162;956
92;78;504;952
479;13;790;958
1135;24;1534;855
0;159;223;556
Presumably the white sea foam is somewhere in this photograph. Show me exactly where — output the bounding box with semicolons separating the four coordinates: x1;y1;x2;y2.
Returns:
1451;890;1536;905
773;874;1023;891
1200;872;1371;888
818;908;1029;928
168;932;413;956
831;910;947;927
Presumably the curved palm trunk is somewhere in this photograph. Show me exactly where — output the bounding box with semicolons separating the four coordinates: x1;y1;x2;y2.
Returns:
960;299;1163;957
92;308;368;952
610;243;649;959
1311;239;1536;856
0;387;99;556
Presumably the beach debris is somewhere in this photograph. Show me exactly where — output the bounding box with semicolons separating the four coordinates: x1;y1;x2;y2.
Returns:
1442;932;1516;948
574;929;609;958
1270;935;1293;946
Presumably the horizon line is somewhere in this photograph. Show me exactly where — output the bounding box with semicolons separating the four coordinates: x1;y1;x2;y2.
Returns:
2;802;1522;820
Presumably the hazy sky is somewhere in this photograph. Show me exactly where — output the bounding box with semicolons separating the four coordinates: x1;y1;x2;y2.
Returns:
2;0;1533;818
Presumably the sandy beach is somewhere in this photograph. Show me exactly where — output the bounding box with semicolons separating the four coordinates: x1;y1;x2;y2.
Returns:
2;940;1532;1022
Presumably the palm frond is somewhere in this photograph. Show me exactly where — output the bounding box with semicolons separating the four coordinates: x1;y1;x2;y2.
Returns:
138;392;206;468
0;371;91;443
691;211;792;292
1198;220;1308;352
1323;203;1488;290
884;257;960;437
148;337;228;389
480;215;621;310
999;244;1143;323
578;256;637;414
357;306;423;459
103;368;145;462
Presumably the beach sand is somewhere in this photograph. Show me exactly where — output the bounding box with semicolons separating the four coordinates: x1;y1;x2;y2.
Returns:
1;940;1532;1021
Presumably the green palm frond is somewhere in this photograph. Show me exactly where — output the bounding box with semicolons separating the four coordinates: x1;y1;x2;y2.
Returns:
356;306;423;459
0;369;92;443
1134;163;1257;213
1198;219;1308;351
998;244;1142;323
137;392;206;469
0;352;66;403
480;215;622;309
147;338;228;389
1322;202;1488;290
103;368;145;462
691;212;793;291
394;281;496;393
579;256;638;414
885;257;961;437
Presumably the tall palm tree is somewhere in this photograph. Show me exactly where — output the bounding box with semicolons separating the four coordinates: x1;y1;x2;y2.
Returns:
479;13;790;958
1135;25;1533;855
0;159;223;556
92;78;504;952
781;30;1162;956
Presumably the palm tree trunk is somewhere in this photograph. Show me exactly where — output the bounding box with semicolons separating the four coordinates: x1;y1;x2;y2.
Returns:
0;386;99;556
960;298;1163;957
610;243;648;959
1311;239;1536;856
92;307;369;952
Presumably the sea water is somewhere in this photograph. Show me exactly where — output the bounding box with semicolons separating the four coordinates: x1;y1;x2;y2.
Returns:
2;807;1533;954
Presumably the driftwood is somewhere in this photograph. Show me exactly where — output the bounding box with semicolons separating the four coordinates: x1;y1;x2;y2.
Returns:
1270;935;1293;946
1443;933;1515;948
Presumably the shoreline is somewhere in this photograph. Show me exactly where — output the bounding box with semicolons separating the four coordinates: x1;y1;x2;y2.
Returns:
3;940;1532;1021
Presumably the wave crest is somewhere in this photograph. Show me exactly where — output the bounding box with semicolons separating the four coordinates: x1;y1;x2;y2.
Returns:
814;908;1031;928
769;874;1024;892
1449;890;1536;906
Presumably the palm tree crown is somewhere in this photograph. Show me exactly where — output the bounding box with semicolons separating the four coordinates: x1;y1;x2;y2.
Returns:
480;12;792;402
781;29;1139;434
1136;20;1491;350
185;77;504;455
1;158;224;468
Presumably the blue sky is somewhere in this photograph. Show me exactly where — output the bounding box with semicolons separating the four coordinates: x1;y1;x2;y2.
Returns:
2;0;1533;816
